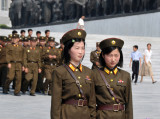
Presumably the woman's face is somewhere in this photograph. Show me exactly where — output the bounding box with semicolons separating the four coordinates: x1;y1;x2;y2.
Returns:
103;48;120;69
69;41;85;64
147;44;151;50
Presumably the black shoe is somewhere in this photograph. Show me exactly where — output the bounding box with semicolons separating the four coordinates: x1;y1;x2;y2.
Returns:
22;91;26;94
14;93;21;96
44;91;48;95
30;93;36;96
48;93;51;96
152;81;157;84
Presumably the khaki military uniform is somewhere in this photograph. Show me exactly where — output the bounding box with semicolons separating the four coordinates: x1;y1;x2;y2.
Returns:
93;67;133;119
0;44;8;87
51;63;96;119
4;43;24;94
43;46;60;95
23;47;41;94
90;50;101;69
94;38;133;119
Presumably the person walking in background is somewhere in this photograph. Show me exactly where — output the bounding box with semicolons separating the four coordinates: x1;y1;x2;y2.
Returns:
139;43;157;84
129;45;142;84
90;42;102;69
77;16;85;30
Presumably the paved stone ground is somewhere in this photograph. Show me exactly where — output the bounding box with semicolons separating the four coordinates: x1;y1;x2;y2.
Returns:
0;79;159;119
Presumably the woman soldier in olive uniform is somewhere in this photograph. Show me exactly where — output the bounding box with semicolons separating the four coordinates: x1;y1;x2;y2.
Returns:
93;38;133;119
51;29;96;119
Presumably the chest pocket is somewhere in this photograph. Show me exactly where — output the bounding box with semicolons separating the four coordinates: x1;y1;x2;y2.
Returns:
116;82;126;93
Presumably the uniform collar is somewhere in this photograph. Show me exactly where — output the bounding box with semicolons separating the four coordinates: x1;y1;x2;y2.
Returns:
68;63;82;72
30;47;36;50
96;50;101;54
48;46;55;49
104;66;118;75
12;43;18;47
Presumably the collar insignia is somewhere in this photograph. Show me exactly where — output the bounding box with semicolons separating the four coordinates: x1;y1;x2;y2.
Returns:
69;63;82;72
104;67;118;75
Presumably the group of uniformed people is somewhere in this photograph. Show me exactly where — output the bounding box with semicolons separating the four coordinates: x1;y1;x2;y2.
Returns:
0;28;133;119
0;29;64;96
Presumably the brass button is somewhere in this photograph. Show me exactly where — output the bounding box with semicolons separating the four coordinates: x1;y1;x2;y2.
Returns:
78;94;81;98
75;69;78;72
110;71;113;74
112;97;115;101
78;76;81;79
110;79;113;82
80;85;82;88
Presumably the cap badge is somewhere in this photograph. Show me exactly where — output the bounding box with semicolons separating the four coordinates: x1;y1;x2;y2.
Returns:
112;40;116;45
78;32;81;36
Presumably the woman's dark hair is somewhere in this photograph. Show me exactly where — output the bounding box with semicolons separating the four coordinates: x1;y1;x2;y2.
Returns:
99;46;123;68
147;43;151;46
63;38;85;64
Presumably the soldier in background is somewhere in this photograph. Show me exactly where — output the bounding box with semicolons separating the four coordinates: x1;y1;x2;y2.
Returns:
21;37;30;92
90;42;102;69
12;30;18;35
36;31;41;39
0;36;8;88
3;34;24;96
45;30;50;42
22;37;41;96
28;29;33;38
23;37;30;48
36;31;42;46
36;36;46;93
58;38;64;66
20;30;26;38
42;37;60;95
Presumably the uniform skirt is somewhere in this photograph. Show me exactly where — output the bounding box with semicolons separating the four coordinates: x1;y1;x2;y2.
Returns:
139;62;153;76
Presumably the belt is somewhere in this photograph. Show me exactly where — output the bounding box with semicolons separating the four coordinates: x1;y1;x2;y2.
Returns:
97;104;125;112
63;99;88;107
28;61;38;63
10;61;21;63
133;60;139;62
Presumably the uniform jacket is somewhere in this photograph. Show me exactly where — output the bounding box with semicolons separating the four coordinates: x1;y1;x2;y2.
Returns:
23;47;41;68
6;43;24;64
93;67;133;119
90;50;101;69
51;63;96;119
